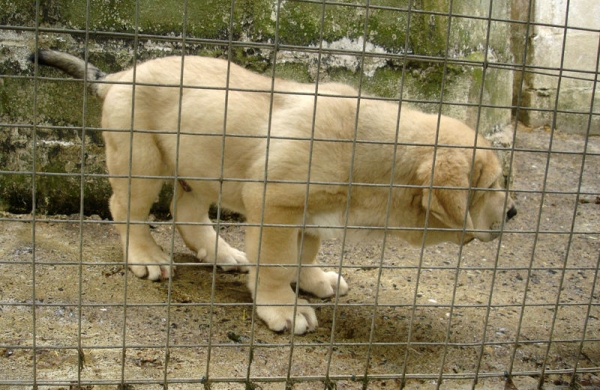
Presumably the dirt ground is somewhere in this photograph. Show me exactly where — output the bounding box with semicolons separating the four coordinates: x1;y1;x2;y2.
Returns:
1;127;599;390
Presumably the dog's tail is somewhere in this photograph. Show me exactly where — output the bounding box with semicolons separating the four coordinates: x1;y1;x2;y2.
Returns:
29;49;107;97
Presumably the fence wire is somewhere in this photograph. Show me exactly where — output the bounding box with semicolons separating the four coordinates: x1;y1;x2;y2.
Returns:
1;0;599;389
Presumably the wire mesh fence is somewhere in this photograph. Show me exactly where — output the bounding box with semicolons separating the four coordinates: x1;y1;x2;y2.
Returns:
1;0;599;389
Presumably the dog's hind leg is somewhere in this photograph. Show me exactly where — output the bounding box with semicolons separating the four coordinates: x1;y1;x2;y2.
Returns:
297;232;348;298
105;131;172;280
173;188;248;271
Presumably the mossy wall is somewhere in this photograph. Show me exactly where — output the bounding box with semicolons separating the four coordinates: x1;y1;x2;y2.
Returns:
0;0;514;217
515;0;600;136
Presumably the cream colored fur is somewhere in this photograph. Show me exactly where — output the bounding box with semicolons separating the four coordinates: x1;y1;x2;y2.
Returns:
36;51;516;334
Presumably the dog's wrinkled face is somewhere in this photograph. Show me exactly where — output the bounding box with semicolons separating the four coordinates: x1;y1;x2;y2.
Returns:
420;147;516;244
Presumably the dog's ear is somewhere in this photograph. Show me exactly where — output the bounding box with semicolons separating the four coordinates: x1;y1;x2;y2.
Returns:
418;153;474;230
471;159;484;187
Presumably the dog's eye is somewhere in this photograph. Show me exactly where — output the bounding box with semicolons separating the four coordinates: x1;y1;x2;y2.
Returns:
470;182;498;204
478;177;501;191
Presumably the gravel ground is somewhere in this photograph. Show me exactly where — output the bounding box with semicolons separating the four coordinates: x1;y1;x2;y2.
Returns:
0;127;599;390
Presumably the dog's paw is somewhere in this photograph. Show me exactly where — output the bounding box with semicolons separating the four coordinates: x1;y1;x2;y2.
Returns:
197;246;249;272
128;249;174;281
217;246;249;272
299;269;348;298
256;299;318;335
254;286;318;334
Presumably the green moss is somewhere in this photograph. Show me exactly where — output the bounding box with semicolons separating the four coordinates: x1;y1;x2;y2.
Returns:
35;79;102;127
0;0;28;25
57;0;273;40
365;1;413;53
2;0;496;58
0;61;102;128
0;141;112;216
466;52;485;62
320;3;365;43
362;67;401;98
277;2;322;46
231;47;270;73
0;70;34;121
271;63;313;84
0;174;31;214
324;67;360;89
231;0;276;40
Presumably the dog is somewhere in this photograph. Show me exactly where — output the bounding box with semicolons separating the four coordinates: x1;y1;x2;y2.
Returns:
31;49;517;334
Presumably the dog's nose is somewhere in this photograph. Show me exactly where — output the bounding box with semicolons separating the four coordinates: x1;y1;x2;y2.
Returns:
506;206;517;221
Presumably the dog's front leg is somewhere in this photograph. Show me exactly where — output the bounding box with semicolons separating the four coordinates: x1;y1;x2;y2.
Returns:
245;212;318;335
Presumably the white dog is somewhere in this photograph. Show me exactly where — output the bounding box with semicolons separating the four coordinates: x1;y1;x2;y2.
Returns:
32;49;517;334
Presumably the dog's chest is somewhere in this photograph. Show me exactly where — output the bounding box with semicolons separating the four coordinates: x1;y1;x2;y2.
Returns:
305;211;346;240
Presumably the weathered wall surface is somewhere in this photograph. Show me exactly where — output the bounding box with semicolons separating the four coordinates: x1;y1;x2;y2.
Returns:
1;0;514;216
515;0;600;135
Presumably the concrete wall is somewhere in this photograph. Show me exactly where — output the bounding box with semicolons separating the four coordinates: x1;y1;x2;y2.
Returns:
0;0;514;216
515;0;600;135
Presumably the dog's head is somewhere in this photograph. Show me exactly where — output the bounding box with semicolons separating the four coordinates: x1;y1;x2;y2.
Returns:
417;143;517;244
